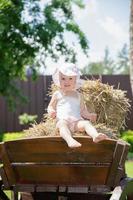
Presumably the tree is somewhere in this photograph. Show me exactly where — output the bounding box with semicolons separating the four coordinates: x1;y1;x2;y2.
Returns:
116;44;129;74
81;61;104;75
130;0;133;95
81;47;114;75
81;45;129;75
0;0;89;107
102;47;115;74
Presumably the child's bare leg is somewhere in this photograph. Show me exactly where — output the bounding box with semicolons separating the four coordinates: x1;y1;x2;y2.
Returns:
77;120;108;143
58;120;81;148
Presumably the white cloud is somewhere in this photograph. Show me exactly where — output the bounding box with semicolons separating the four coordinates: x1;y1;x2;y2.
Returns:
83;0;98;15
98;17;128;43
38;0;129;74
73;0;99;22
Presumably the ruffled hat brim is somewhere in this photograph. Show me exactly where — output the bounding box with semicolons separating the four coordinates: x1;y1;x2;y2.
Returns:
52;63;82;88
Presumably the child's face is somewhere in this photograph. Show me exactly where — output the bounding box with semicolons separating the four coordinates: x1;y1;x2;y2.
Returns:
59;72;76;92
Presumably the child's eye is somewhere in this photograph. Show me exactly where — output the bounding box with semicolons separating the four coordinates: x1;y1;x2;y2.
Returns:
61;77;65;80
69;77;73;80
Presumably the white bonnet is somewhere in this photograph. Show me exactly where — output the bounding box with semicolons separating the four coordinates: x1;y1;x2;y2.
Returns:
52;63;81;88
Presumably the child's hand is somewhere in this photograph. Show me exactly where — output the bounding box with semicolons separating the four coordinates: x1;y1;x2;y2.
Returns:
49;110;56;119
89;113;97;122
47;107;56;119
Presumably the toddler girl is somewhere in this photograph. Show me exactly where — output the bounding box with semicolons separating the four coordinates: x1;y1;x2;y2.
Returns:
47;63;108;148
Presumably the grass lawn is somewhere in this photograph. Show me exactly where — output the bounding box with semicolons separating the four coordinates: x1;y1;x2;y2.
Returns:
125;161;133;177
0;132;24;142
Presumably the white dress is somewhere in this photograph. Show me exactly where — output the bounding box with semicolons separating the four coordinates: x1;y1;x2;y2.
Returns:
55;90;82;122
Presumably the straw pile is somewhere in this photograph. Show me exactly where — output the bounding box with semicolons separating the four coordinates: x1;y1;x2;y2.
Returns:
25;79;130;139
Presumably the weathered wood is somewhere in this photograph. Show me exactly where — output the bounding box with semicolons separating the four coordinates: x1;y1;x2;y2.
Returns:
0;136;131;200
5;136;115;163
0;167;10;189
12;164;109;185
0;143;16;187
106;140;128;186
0;180;9;200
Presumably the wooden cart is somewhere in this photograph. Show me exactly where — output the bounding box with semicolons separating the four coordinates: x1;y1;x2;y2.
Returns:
0;136;133;200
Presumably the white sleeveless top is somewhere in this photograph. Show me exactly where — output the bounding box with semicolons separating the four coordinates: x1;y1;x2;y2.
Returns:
55;90;81;121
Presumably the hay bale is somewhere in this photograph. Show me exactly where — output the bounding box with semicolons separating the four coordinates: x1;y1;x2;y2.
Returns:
25;79;130;139
80;80;130;131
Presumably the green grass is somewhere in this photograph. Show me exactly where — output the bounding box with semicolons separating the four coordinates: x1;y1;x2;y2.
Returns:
125;161;133;177
0;132;24;142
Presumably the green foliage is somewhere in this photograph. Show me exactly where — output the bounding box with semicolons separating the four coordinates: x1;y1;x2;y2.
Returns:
102;47;115;74
125;161;133;177
121;130;133;152
81;61;104;75
0;132;24;142
81;44;129;75
116;44;129;74
0;0;89;107
18;113;37;125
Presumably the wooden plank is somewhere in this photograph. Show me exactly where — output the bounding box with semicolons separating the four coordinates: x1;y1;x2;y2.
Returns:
36;76;45;122
68;186;88;193
114;143;130;186
13;184;58;192
0;143;16;186
12;165;109;185
14;80;23;131
5;137;116;163
0;167;10;189
28;76;37;115
8;152;113;163
21;79;30;114
0;96;6;132
44;76;52;112
106;140;126;187
6;110;15;132
67;193;111;200
4;136;116;153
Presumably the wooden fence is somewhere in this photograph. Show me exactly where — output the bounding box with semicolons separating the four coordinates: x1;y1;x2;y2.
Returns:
0;75;133;132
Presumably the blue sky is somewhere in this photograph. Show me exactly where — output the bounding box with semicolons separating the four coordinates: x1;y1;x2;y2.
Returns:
42;0;130;74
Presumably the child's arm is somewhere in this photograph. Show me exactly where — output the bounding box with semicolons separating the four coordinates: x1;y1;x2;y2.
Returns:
80;96;97;122
47;92;57;119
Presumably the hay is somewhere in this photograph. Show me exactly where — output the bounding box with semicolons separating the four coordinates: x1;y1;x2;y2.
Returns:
25;79;130;139
80;80;130;131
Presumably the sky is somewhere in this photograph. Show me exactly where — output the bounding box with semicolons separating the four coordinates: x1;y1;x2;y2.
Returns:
43;0;131;74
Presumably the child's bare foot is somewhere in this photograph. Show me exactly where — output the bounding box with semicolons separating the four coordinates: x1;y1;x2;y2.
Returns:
68;139;82;148
93;133;108;143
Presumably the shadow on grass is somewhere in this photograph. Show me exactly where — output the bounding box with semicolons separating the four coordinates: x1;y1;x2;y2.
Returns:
0;132;4;142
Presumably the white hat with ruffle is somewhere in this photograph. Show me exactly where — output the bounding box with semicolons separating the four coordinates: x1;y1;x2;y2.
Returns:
52;63;81;88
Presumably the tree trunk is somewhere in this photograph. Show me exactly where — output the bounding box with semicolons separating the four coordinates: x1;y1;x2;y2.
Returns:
130;0;133;95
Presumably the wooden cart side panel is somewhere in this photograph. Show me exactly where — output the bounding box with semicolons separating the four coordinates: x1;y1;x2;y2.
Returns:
0;167;10;189
0;143;16;186
106;141;128;187
4;137;116;163
12;164;110;186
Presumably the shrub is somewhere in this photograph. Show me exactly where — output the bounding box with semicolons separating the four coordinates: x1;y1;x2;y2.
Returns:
121;130;133;152
0;132;24;142
19;113;37;125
